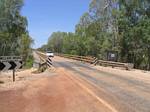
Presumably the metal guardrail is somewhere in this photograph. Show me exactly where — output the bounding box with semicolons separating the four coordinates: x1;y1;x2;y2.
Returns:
96;60;134;70
36;51;47;61
56;53;134;70
56;53;97;64
36;52;134;70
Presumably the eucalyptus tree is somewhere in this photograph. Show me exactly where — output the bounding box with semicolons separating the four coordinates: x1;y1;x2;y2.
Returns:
41;0;150;70
47;32;66;53
117;0;150;69
0;0;32;57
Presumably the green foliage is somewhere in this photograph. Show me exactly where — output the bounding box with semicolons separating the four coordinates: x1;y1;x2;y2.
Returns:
47;32;65;53
0;0;33;66
37;44;48;52
39;0;150;70
24;55;34;69
117;0;150;69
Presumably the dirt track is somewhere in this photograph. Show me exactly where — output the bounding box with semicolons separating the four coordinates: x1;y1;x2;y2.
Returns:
0;68;112;112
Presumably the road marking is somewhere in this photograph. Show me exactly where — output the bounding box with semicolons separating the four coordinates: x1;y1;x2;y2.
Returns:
57;68;118;112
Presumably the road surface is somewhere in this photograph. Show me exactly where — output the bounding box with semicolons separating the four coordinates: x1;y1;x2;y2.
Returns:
0;54;150;112
52;56;150;112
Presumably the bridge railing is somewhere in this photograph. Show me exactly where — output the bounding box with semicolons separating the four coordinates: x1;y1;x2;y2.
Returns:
36;51;134;70
55;53;134;70
34;51;53;72
56;53;97;64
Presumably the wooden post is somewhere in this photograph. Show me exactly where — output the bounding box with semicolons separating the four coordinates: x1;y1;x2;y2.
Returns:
13;69;15;82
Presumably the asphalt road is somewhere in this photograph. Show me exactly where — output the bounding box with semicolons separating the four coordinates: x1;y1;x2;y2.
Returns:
52;56;150;112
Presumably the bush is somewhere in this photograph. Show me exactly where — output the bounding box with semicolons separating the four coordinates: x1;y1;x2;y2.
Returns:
24;55;34;69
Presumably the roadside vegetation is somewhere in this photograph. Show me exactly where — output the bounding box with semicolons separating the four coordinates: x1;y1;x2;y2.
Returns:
0;0;33;68
24;55;34;69
39;0;150;70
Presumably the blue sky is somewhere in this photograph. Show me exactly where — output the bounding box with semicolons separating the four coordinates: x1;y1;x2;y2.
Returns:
22;0;91;48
